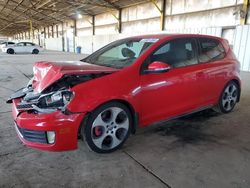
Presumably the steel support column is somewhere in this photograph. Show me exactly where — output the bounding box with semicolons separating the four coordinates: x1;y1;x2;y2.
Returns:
240;0;249;25
92;15;95;35
44;27;46;38
73;19;77;37
161;0;166;30
29;20;33;38
151;0;166;31
52;25;54;38
118;9;122;33
56;25;59;38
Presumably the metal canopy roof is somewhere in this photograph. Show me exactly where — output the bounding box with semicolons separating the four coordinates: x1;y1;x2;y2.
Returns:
0;0;148;36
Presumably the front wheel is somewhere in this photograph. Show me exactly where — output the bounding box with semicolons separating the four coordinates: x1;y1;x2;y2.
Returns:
218;81;239;113
83;102;132;153
7;48;14;54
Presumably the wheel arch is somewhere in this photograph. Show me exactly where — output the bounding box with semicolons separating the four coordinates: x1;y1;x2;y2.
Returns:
111;99;138;134
78;99;138;138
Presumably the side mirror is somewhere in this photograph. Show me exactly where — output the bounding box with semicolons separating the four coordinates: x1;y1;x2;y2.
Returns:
144;61;171;74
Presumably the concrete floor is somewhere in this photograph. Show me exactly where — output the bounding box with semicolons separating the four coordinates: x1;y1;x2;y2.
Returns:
0;51;250;188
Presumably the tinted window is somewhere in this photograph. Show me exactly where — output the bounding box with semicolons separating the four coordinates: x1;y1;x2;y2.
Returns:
154;43;170;55
26;43;35;46
150;38;198;68
17;43;25;46
198;38;225;63
8;42;15;45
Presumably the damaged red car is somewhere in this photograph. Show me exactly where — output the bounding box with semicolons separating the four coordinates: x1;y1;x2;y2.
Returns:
7;34;241;153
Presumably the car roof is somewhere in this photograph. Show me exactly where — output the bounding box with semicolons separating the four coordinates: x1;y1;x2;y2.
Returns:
129;33;223;41
18;42;34;44
1;41;15;44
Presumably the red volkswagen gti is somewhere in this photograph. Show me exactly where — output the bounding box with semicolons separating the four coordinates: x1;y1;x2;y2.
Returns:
7;34;241;153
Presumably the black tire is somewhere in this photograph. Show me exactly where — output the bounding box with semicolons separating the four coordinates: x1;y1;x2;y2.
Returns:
32;49;39;54
83;101;132;153
7;48;14;54
217;81;239;113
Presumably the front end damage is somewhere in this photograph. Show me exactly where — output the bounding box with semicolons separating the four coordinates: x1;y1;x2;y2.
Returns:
7;73;108;114
7;61;116;151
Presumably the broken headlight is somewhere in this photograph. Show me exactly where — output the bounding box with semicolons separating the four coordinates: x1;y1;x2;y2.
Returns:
39;90;74;109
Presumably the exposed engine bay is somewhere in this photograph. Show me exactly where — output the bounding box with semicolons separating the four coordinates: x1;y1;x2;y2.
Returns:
7;73;109;114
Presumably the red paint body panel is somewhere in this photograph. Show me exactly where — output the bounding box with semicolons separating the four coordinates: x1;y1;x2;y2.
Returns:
33;61;118;93
11;34;241;151
12;99;85;151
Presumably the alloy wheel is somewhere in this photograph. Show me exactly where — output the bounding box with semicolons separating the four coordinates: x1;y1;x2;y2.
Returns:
221;83;238;112
91;107;129;150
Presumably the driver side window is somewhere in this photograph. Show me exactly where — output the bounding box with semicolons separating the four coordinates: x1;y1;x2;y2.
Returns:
150;38;198;68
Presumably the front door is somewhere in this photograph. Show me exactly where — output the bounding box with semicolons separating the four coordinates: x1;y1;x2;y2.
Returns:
14;42;25;53
139;38;203;126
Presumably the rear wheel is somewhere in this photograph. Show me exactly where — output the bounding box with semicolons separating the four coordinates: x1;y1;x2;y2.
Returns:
7;48;14;54
217;81;239;113
32;49;39;54
83;102;132;153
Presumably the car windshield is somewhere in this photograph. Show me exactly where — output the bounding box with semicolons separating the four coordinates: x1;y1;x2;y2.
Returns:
81;38;158;69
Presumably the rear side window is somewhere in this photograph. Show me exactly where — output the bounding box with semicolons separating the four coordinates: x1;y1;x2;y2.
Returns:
17;43;25;46
198;38;225;63
26;43;35;46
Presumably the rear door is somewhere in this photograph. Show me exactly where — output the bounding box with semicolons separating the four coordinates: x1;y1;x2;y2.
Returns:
25;43;35;53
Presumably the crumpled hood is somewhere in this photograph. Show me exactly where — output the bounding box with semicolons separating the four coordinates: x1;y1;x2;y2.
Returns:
32;61;118;93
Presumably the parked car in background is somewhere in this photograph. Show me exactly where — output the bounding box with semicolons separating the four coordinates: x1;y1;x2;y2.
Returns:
2;42;43;54
7;34;241;153
0;41;15;51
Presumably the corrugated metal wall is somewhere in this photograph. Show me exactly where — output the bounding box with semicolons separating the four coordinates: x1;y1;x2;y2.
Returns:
163;25;250;72
233;25;250;72
164;27;222;37
146;25;250;72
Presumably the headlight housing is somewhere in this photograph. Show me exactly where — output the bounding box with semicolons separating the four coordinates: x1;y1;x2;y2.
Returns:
16;87;75;114
38;89;74;110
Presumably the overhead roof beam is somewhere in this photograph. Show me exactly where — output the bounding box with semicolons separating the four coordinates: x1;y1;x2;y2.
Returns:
0;1;49;25
0;2;54;26
0;0;10;13
5;0;25;17
36;2;92;23
9;0;64;22
102;0;120;10
35;0;51;10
